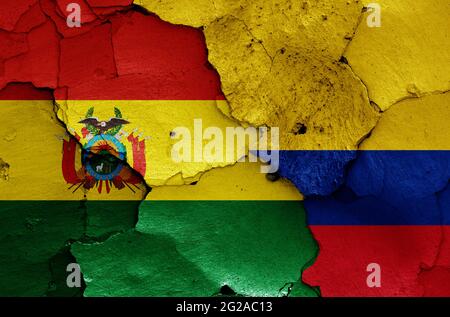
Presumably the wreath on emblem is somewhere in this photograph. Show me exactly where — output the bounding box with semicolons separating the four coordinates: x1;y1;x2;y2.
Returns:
82;107;127;136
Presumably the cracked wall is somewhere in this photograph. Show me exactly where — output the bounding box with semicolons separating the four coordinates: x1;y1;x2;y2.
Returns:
0;1;318;297
0;0;449;297
304;92;450;296
73;162;318;297
0;84;147;296
0;158;9;181
344;0;450;110
138;0;380;151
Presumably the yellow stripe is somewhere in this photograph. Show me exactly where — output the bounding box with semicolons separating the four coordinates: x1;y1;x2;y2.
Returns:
148;161;303;201
361;93;450;150
4;93;448;200
56;100;247;186
0;100;146;201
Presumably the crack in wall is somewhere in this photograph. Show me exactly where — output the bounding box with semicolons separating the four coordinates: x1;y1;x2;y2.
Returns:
51;97;151;297
0;158;9;181
344;0;450;111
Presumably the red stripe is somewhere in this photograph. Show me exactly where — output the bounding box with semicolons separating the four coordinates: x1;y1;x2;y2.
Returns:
303;226;450;296
0;4;223;100
0;83;53;100
87;0;133;6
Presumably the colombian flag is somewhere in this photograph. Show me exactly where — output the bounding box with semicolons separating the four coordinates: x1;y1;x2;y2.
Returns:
302;92;450;296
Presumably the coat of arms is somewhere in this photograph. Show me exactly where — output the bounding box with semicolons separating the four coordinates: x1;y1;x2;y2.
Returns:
62;107;146;194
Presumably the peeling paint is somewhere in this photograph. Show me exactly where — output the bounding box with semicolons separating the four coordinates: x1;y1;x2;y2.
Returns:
57;100;242;186
361;92;450;150
0;158;9;181
138;0;380;151
304;92;450;296
0;84;146;295
73;162;318;297
345;0;450;110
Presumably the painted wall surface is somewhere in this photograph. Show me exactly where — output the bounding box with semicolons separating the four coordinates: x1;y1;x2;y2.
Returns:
0;0;449;297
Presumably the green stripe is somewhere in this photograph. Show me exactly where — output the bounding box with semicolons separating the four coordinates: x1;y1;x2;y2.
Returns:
0;200;318;297
74;200;319;297
0;200;140;296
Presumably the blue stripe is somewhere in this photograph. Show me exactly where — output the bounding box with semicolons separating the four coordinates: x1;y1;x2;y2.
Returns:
278;150;356;196
276;150;450;225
